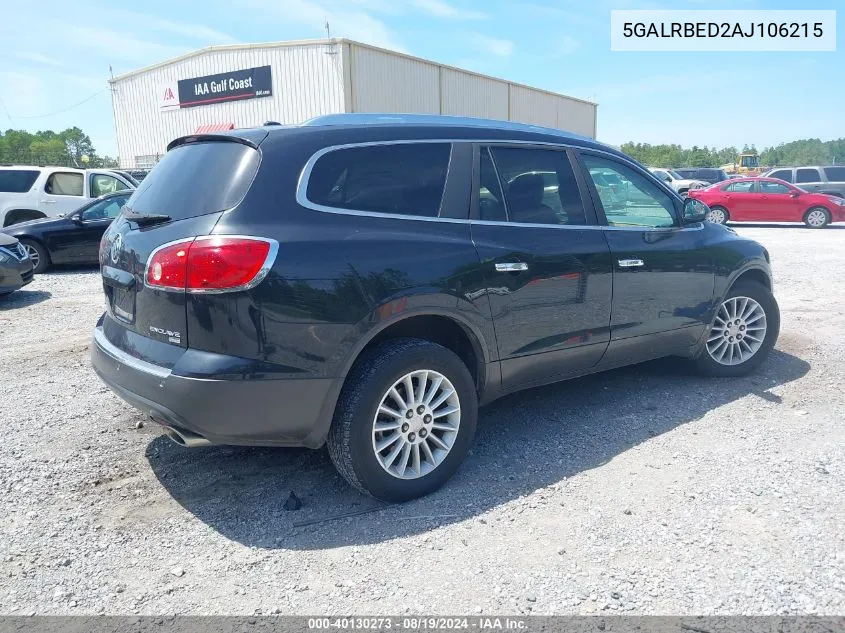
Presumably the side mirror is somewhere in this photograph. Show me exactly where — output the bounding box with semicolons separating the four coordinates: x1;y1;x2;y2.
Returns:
71;213;84;223
789;191;800;198
682;197;709;224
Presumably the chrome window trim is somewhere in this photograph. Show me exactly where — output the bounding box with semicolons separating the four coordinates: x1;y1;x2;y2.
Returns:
295;139;704;232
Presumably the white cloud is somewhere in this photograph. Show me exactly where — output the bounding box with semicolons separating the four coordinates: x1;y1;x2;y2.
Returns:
239;0;405;52
469;34;514;57
14;52;66;68
115;12;237;44
63;26;187;62
553;36;580;56
411;0;488;20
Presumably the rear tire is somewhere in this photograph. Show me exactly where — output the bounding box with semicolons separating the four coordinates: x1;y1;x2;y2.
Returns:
804;207;830;229
707;206;729;224
693;281;779;378
327;338;478;502
20;239;49;274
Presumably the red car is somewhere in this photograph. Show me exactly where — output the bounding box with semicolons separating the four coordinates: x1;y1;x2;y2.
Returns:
688;177;845;228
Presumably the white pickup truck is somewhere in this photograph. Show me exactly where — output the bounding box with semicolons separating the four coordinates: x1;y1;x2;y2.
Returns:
648;168;708;197
0;166;136;227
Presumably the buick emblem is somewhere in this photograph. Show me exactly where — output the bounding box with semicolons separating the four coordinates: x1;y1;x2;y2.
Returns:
110;233;123;264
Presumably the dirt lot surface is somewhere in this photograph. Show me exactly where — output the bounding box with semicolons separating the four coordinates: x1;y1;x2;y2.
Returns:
1;225;843;615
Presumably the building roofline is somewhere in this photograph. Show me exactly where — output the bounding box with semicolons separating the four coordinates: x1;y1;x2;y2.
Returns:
109;37;598;107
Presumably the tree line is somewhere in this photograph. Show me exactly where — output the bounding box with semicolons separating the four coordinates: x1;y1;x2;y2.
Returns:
0;128;117;169
620;138;845;169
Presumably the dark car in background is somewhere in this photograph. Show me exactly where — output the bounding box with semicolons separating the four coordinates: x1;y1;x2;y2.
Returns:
91;114;780;503
0;233;34;296
1;191;131;273
761;166;845;199
675;168;730;185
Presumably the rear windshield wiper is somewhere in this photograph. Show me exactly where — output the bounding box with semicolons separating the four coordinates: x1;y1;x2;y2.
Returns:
122;210;172;227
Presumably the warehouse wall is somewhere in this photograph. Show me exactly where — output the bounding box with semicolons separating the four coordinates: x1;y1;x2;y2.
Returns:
347;42;596;138
111;43;345;167
350;46;440;114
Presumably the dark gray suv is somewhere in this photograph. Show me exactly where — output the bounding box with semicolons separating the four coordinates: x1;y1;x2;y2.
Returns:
762;166;845;199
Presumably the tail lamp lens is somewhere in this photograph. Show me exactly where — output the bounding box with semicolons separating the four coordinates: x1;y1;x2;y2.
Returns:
145;237;273;292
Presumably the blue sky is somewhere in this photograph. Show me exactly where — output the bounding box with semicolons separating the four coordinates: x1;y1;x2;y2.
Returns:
0;0;841;158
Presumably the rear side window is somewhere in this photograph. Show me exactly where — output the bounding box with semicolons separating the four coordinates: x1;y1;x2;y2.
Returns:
795;168;821;184
0;169;39;192
823;166;845;181
724;181;755;192
487;146;586;225
768;169;792;182
45;172;83;196
306;143;450;217
125;142;260;220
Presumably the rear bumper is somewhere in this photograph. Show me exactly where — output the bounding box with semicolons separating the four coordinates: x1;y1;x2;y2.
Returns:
90;323;338;448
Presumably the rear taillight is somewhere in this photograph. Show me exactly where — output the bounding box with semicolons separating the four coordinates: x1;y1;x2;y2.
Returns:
145;236;276;293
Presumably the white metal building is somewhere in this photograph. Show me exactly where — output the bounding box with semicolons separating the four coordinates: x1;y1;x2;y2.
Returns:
110;38;598;169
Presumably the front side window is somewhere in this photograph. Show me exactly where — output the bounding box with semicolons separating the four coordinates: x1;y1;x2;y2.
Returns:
725;181;755;193
485;146;586;225
81;196;129;221
306;143;451;217
45;172;83;196
90;174;129;197
760;181;790;194
583;155;676;228
795;168;821;184
768;169;792;183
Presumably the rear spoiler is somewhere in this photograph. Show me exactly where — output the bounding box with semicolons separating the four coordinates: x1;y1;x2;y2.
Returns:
167;129;269;152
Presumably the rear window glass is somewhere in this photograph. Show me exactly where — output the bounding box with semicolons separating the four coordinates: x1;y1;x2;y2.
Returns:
0;169;39;193
306;143;451;217
125;141;260;220
823;166;845;181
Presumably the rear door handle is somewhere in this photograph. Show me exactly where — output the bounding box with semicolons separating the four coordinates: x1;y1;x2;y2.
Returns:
618;259;644;268
40;199;56;204
495;262;528;272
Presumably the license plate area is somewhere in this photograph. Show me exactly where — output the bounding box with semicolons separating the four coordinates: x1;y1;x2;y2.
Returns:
104;284;136;323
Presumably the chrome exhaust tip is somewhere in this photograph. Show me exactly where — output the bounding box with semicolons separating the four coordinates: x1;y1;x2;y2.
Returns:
165;426;212;448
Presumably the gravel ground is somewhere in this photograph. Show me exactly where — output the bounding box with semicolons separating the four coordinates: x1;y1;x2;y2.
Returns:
1;225;843;616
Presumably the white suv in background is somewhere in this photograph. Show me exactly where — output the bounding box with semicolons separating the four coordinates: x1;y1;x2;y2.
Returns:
0;166;136;227
648;168;708;197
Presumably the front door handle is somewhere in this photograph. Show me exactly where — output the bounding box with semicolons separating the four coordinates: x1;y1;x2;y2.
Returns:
618;259;644;268
495;262;528;272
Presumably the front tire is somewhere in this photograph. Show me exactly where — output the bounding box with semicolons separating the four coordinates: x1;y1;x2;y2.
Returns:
20;239;49;273
327;338;478;502
693;281;779;377
804;207;830;229
707;206;729;224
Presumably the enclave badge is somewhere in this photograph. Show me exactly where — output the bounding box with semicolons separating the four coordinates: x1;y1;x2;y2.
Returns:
110;233;123;264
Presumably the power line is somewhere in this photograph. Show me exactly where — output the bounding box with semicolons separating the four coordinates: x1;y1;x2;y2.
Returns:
0;94;14;125
6;88;109;120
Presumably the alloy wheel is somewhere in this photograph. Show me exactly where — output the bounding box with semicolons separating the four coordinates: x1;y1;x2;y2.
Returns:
806;209;828;228
707;208;727;224
371;369;461;480
24;244;40;268
706;296;767;366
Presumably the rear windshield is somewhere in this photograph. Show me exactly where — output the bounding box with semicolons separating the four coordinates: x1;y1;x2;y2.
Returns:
124;141;259;220
0;169;39;193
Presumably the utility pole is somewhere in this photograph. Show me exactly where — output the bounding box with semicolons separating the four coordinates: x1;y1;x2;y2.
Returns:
325;21;331;39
